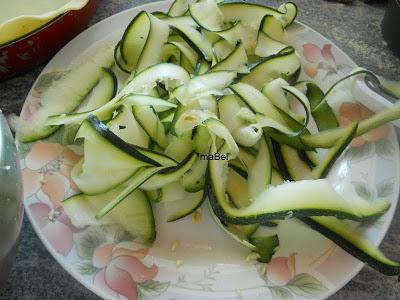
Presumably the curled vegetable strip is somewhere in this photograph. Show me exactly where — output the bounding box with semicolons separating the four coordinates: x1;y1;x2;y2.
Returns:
174;109;239;158
235;106;294;138
172;71;237;105
233;125;263;147
313;68;382;112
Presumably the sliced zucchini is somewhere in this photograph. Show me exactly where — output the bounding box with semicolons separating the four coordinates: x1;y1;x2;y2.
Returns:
189;0;225;31
140;152;197;190
229;157;284;187
120;11;149;72
266;105;312;150
302;82;338;131
237;146;257;173
124;62;190;94
270;139;292;181
262;78;303;122
300;216;400;276
260;14;284;42
121;12;169;74
248;137;272;198
219;2;295;30
234;124;263;148
211;42;249;73
212;39;235;64
77;67;117;113
164;133;193;161
271;168;284;185
311;123;358;179
277;2;298;27
136;13;170;74
17;46;114;142
180;157;208;192
168;21;213;61
280;143;312;181
208;142;390;225
201;27;221;43
192;125;212;154
218;94;245;139
47;94;175;126
168;40;199;69
239;47;300;90
195;59;211;75
208;201;256;251
212;21;242;46
301;101;400;148
203;117;239;158
225;167;260;247
159;184;205;222
230;82;290;128
88;115;176;167
107;105;149;147
255;31;288;58
163;15;199;28
173;71;236;105
168;0;190;17
249;235;279;263
87;116;168;164
173;108;215;136
71;119;157;195
133;106;168;148
219;22;258;54
114;41;131;73
135;146;177;167
95;166;164;219
63;189;155;244
46;63;189;126
146;189;162;203
162;43;181;64
226;167;250;209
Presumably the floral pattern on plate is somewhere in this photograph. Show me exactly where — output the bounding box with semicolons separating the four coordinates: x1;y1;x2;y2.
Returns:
19;1;400;299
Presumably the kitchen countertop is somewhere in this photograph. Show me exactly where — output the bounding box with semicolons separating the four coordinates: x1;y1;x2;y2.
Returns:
0;0;399;299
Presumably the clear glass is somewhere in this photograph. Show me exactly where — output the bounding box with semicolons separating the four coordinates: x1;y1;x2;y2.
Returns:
0;111;23;285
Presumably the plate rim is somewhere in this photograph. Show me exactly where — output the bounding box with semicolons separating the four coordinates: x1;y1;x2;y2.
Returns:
19;1;400;299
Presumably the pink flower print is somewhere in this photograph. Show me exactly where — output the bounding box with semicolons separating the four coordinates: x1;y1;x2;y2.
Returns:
266;253;296;286
93;242;158;300
303;43;337;78
22;141;81;208
338;102;389;148
29;202;78;256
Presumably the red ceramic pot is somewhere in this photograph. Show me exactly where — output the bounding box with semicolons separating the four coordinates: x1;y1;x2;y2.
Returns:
0;0;98;81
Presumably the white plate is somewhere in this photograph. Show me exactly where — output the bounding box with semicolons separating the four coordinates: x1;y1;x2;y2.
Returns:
18;1;400;299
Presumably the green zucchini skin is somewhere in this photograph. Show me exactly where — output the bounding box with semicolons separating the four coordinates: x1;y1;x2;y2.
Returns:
165;189;206;222
312;123;358;179
297;150;317;168
239;47;301;90
270;139;293;181
305;82;338;131
280;144;312;181
249;235;279;263
114;41;131;73
300;217;400;276
301;100;400;149
63;189;156;244
206;180;389;226
265;105;313;151
87;116;162;166
104;67;118;99
120;11;148;67
18;48;114;143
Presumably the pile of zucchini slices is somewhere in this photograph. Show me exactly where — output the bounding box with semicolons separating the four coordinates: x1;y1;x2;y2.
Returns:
17;0;400;276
